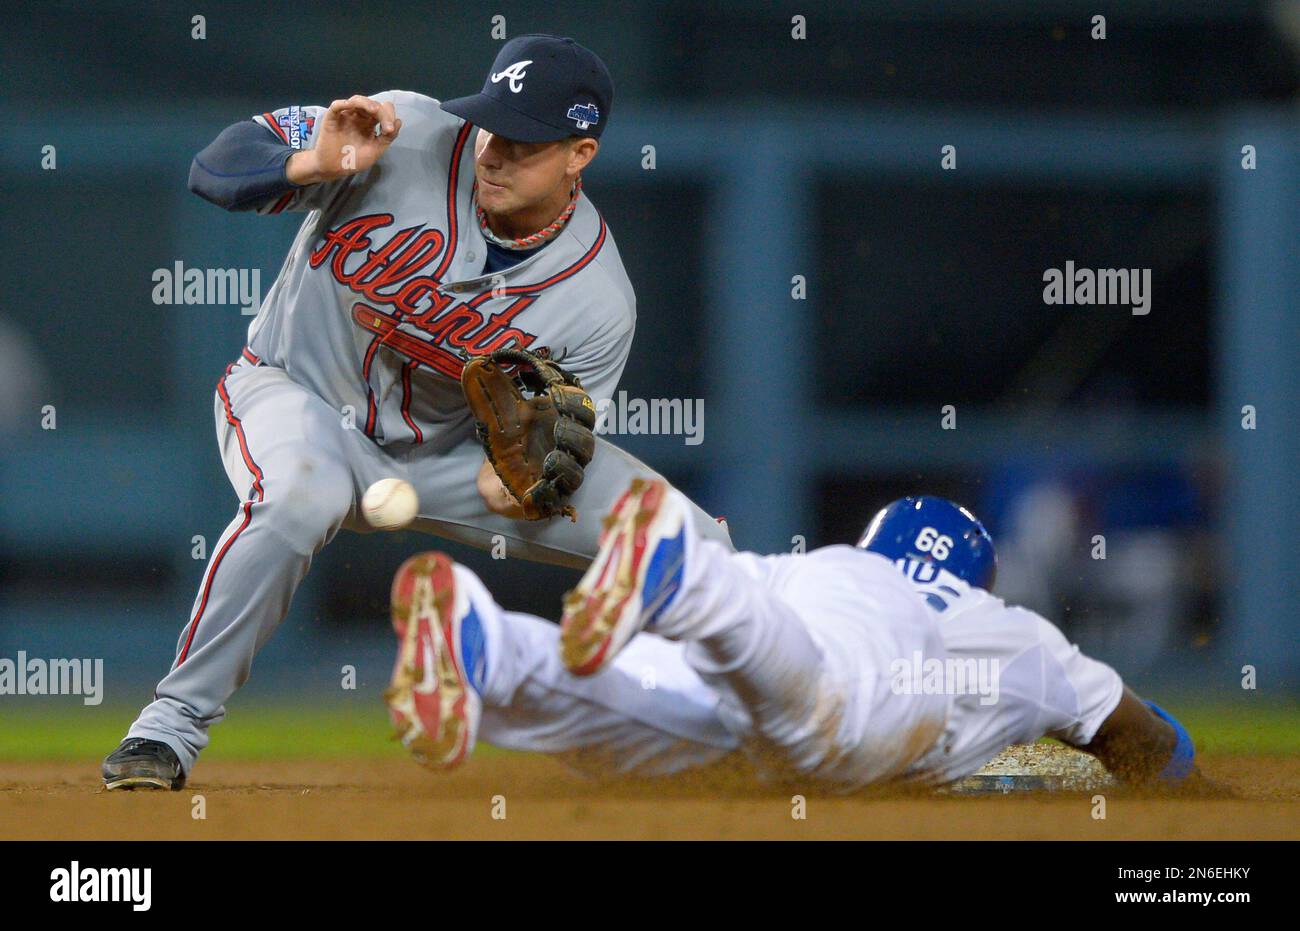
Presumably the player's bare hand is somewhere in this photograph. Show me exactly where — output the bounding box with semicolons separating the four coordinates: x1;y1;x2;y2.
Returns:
477;458;526;519
286;95;400;185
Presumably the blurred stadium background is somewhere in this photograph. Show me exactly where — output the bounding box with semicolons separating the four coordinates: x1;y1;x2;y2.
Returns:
1;1;1297;753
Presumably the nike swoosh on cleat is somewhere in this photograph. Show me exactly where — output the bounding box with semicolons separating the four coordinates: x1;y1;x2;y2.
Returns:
641;551;685;626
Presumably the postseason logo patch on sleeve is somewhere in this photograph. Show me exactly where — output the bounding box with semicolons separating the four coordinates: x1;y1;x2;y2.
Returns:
275;106;317;149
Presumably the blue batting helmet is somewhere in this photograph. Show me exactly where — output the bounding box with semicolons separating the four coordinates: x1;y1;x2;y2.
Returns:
857;496;997;591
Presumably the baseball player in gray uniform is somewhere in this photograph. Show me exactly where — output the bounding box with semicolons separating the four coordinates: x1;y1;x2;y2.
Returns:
102;34;731;790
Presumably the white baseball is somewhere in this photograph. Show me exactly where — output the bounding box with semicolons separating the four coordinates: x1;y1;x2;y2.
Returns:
361;478;419;530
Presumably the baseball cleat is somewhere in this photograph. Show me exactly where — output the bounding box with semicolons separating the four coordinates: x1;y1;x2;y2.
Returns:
561;478;688;677
101;738;186;791
385;552;486;769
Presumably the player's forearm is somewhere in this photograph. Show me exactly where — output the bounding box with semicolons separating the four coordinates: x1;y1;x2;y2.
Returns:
187;119;301;212
1077;687;1195;785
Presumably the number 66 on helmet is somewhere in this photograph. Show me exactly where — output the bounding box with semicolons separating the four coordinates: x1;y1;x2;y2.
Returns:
857;495;998;591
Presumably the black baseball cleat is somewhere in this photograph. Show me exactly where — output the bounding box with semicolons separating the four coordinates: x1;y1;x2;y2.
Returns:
101;738;186;791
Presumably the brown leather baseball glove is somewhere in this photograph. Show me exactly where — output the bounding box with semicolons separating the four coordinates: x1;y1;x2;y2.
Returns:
461;347;597;521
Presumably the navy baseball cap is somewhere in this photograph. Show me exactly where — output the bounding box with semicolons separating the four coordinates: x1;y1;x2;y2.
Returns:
441;34;613;142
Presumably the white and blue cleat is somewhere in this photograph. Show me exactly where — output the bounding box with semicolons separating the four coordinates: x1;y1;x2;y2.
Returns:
561;478;689;677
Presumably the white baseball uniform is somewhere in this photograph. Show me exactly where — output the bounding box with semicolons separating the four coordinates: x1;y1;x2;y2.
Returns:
457;539;1125;790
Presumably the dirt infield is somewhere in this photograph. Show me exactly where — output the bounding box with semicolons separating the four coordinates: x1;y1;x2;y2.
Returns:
2;752;1298;840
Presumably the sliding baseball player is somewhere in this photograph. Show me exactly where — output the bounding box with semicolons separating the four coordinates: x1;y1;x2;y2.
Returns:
385;481;1200;791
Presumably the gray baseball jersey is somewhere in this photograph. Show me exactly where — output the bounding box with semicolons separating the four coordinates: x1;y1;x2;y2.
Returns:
125;91;733;774
250;90;636;436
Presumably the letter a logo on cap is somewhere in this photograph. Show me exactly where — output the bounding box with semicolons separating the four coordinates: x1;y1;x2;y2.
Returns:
490;60;533;93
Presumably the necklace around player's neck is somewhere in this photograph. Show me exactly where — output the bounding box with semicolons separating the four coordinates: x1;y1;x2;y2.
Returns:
475;177;582;251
